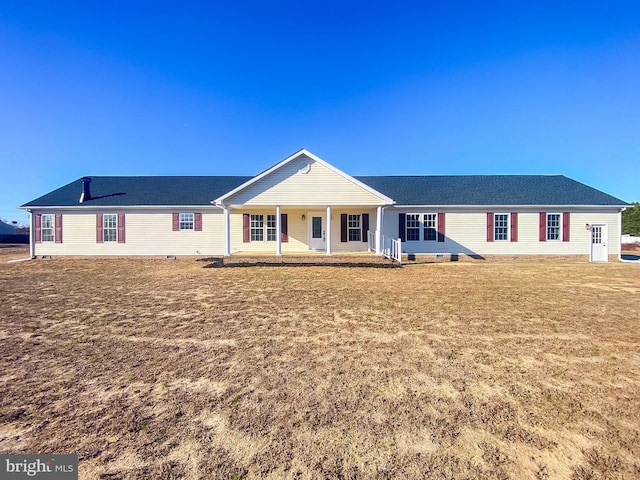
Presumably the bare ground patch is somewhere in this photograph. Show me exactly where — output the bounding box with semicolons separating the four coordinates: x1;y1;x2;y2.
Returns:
1;257;639;479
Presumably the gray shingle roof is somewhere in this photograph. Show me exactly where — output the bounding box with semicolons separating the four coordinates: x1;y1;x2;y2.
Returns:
21;174;627;208
354;175;628;206
21;176;253;207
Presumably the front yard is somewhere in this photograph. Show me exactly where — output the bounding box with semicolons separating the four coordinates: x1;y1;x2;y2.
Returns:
1;249;639;479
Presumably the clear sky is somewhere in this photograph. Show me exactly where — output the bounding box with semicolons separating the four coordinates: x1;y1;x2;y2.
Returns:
1;1;638;224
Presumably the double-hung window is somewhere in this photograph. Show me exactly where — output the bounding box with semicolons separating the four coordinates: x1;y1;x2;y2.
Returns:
266;215;277;241
103;214;118;242
406;214;420;241
494;214;509;241
348;214;361;241
179;213;194;230
41;214;55;242
250;214;264;241
546;213;561;240
423;213;437;241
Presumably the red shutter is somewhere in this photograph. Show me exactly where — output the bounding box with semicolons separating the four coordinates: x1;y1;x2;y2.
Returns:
510;212;518;242
341;214;348;242
117;214;126;243
55;214;63;243
195;213;202;231
281;213;288;242
486;213;494;242
243;214;250;243
34;214;42;244
562;212;570;242
361;213;369;242
437;212;445;242
398;213;406;242
172;213;180;231
539;212;546;242
96;214;103;243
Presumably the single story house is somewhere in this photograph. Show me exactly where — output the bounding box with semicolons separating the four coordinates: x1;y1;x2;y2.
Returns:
20;149;627;262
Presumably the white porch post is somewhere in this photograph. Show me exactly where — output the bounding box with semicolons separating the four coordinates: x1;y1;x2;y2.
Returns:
326;205;332;256
223;205;231;256
276;205;282;256
376;206;383;255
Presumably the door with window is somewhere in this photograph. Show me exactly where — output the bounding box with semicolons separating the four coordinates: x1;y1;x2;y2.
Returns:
590;224;608;262
308;212;326;250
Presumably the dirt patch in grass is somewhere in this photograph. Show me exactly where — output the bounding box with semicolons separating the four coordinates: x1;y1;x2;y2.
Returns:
1;257;639;479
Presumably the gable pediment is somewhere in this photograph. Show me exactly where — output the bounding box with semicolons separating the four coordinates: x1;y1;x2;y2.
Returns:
216;150;393;206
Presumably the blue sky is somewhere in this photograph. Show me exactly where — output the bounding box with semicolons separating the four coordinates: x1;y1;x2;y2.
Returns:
1;1;638;224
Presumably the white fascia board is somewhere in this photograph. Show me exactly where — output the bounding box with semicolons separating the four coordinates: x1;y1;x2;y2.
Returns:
390;204;627;210
22;205;224;211
213;148;395;206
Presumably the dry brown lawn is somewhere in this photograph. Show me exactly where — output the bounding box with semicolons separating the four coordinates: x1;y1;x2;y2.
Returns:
1;246;639;479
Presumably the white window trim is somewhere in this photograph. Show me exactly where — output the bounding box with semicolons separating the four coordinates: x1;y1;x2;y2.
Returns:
179;213;195;231
103;214;118;243
347;214;361;242
266;214;277;242
423;213;438;242
41;214;55;243
494;213;510;241
249;213;278;242
405;213;420;241
546;213;562;241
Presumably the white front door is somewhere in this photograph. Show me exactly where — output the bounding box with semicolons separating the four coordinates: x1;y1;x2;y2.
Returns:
308;212;326;250
590;224;608;262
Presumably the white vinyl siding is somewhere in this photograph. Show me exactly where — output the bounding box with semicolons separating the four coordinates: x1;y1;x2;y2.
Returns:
41;214;54;242
383;208;621;256
225;156;386;206
33;210;224;256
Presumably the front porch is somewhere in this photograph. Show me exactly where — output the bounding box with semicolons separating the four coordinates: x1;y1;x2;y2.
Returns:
220;206;390;258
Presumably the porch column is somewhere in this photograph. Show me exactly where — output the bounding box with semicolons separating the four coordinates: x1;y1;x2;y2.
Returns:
326;205;332;256
276;205;282;256
223;205;231;256
376;206;383;255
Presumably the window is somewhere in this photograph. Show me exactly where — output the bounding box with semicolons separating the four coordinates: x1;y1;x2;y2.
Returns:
494;214;509;241
348;214;361;241
179;213;194;230
41;214;54;242
547;213;561;240
423;213;437;241
250;214;264;241
266;215;277;241
406;214;420;241
103;214;118;242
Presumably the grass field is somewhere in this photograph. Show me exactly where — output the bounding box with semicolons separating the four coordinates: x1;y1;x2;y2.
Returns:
1;246;639;479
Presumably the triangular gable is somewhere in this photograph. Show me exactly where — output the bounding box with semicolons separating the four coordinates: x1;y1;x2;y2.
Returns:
214;149;395;206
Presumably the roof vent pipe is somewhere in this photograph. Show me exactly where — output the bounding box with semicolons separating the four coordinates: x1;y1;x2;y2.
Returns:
79;177;92;203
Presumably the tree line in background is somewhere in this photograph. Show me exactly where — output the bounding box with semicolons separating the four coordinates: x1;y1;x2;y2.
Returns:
622;202;640;236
